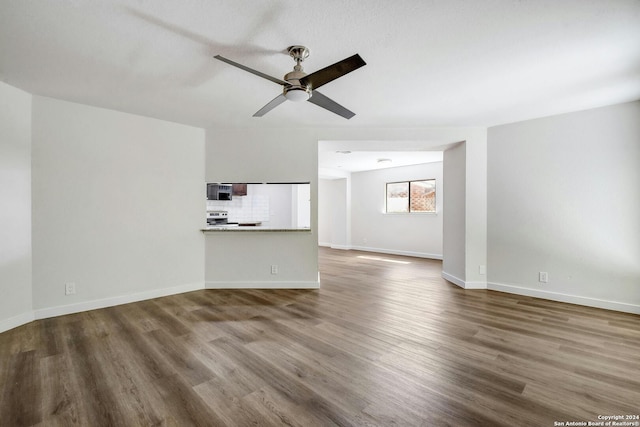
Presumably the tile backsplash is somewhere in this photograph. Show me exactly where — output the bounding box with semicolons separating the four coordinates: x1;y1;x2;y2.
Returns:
206;195;270;223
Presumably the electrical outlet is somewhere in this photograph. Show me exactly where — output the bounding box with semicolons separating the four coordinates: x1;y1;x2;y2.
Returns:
539;272;548;283
65;282;76;295
479;265;486;275
271;265;278;275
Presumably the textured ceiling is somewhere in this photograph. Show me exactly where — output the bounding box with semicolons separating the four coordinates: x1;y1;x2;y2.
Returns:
318;140;448;176
1;0;639;129
319;150;444;174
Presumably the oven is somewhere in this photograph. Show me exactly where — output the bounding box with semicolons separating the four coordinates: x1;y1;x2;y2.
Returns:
207;210;229;226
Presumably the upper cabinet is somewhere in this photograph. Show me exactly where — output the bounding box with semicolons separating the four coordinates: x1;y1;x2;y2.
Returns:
232;183;247;196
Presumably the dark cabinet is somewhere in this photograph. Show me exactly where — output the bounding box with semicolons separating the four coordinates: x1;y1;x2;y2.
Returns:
232;183;247;196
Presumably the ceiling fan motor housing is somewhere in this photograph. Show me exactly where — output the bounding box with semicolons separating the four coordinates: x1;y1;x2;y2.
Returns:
283;69;311;101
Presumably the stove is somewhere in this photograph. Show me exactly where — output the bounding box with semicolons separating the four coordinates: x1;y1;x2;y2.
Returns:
207;210;229;226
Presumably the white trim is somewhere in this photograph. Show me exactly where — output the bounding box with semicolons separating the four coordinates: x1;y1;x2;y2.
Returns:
319;242;352;250
350;245;442;260
487;282;640;315
205;280;320;289
464;281;488;289
34;281;205;320
441;271;487;289
0;311;36;333
2;275;322;329
330;244;352;250
441;271;465;288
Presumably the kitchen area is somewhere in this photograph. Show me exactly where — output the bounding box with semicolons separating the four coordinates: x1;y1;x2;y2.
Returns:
203;182;311;231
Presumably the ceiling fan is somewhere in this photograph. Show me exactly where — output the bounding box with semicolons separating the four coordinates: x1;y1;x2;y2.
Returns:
214;46;366;119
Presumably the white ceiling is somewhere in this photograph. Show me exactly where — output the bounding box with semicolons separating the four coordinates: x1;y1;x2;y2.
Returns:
318;140;447;177
319;150;443;173
1;1;639;130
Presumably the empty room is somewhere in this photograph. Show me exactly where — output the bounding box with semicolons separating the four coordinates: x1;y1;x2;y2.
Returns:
1;1;639;426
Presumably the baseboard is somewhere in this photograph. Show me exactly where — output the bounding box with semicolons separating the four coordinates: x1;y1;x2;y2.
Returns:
0;311;36;333
464;281;488;289
330;244;351;250
319;242;351;250
34;281;205;320
3;275;320;330
441;271;487;289
205;279;320;289
488;282;640;315
441;271;465;288
350;245;442;260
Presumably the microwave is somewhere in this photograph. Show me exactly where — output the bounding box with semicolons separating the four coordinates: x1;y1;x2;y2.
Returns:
207;183;232;201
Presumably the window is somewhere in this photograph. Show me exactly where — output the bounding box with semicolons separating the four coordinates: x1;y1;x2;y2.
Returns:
386;179;436;213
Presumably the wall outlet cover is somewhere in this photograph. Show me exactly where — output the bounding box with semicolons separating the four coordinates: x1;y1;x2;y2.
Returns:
65;282;76;295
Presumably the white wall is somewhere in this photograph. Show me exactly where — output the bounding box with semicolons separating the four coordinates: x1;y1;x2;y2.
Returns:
204;128;319;288
31;96;205;316
442;143;467;286
318;178;349;249
350;162;443;259
488;101;640;313
318;179;333;245
464;134;488;287
0;82;33;332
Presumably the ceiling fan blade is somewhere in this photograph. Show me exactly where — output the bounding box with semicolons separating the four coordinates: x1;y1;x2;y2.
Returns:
299;54;366;90
307;91;355;119
214;55;289;86
253;94;287;117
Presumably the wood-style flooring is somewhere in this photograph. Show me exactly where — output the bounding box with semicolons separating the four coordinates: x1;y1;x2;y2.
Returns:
1;247;639;426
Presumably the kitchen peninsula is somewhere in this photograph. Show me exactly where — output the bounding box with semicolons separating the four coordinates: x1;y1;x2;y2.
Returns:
202;226;311;232
202;224;318;289
202;181;317;288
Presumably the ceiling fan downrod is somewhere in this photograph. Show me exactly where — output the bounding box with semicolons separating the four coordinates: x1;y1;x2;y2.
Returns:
284;45;311;101
288;45;310;70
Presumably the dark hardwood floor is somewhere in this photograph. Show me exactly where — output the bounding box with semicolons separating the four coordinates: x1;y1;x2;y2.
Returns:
1;247;639;426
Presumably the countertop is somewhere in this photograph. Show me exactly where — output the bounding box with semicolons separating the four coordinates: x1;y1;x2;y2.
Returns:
201;226;311;233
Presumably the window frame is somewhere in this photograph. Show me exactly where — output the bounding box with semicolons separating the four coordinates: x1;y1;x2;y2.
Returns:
384;179;437;214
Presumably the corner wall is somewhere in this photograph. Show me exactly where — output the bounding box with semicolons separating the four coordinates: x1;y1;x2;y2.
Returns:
31;96;206;317
0;82;33;332
442;143;466;285
318;178;349;249
487;101;640;313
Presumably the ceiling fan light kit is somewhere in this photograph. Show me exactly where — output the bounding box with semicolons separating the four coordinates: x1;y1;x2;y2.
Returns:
284;87;311;102
214;45;366;119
